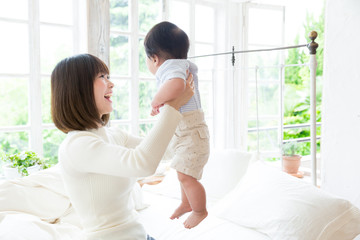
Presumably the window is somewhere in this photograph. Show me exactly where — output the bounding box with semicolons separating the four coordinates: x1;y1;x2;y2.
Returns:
0;0;320;174
0;0;86;169
168;0;219;144
243;4;285;159
109;0;220;145
109;0;162;136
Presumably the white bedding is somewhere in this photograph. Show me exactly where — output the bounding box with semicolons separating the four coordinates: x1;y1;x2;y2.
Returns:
139;190;270;240
1;149;360;240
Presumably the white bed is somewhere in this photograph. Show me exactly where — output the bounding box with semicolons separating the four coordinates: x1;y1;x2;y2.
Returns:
1;149;360;240
139;150;360;240
139;190;270;240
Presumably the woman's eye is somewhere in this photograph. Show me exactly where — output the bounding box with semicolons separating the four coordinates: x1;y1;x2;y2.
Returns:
100;74;110;80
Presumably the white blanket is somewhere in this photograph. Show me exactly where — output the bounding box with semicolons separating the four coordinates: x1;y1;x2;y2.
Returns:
0;165;82;240
2;156;358;240
0;165;151;240
139;190;270;240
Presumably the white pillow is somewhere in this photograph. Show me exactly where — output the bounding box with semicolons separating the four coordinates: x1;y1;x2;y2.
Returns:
212;161;360;240
201;149;253;201
143;149;254;203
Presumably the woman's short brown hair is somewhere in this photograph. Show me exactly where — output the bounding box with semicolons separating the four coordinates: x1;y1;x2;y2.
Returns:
51;54;110;133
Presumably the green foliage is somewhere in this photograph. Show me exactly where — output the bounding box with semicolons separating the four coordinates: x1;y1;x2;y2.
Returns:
139;81;157;119
138;0;160;33
282;141;300;156
303;7;325;77
0;78;28;126
110;0;129;31
2;151;50;176
283;3;325;156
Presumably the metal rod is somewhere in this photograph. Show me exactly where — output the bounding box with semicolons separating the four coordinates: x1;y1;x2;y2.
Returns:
283;137;321;143
247;122;322;132
307;31;319;186
188;44;307;59
255;66;260;155
279;64;285;168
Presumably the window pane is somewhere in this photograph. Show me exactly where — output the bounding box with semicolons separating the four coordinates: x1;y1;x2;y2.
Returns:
248;66;280;83
0;0;28;20
195;5;214;43
43;129;66;165
139;123;154;137
206;118;213;145
284;74;310;125
110;34;129;76
247;80;280;154
138;0;161;34
0;77;28;126
110;0;129;31
0;131;29;175
40;25;73;74
248;7;283;46
0;22;29;74
39;0;73;25
139;38;152;78
110;79;129;120
169;1;190;34
248;83;280;118
247;128;279;152
194;43;214;80
199;81;213;119
247;49;281;68
0;132;29;155
139;80;157;119
41;77;52;123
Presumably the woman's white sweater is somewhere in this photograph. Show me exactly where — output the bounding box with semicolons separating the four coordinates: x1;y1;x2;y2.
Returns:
59;105;182;240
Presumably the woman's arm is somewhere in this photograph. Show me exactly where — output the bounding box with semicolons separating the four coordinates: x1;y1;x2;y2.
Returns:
63;106;182;178
62;74;194;178
124;133;143;149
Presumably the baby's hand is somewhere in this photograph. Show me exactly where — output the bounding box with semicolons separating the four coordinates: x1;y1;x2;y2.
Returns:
150;104;164;116
150;108;158;116
150;106;159;116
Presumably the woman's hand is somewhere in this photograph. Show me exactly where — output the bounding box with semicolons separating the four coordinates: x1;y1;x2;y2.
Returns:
166;73;194;111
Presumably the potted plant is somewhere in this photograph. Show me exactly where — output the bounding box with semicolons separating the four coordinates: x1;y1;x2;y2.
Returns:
1;151;49;179
282;141;303;177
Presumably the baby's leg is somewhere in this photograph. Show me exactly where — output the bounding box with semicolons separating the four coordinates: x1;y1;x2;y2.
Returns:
177;171;208;229
170;183;192;220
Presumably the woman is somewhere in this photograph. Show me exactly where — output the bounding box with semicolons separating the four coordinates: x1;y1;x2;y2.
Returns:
51;53;194;240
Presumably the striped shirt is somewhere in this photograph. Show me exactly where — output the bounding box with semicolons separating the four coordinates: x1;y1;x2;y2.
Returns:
155;59;202;113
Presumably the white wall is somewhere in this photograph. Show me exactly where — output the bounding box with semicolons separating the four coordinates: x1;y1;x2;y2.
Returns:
321;0;360;208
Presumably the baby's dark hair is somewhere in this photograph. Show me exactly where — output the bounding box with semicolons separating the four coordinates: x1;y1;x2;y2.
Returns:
144;21;189;60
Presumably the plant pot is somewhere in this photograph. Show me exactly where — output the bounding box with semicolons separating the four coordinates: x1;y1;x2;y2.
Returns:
282;155;302;174
2;164;40;179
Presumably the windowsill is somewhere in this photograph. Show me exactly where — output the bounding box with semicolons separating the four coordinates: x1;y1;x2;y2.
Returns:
265;155;321;188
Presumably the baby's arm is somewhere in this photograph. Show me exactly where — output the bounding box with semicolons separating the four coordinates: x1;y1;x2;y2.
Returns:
151;78;186;115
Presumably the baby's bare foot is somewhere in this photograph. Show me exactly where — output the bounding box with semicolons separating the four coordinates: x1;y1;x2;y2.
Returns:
170;203;192;220
183;210;208;229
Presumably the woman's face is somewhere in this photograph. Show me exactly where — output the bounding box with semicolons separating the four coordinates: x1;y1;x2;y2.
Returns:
94;73;114;117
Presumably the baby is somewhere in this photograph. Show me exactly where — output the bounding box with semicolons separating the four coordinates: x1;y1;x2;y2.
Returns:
144;21;210;229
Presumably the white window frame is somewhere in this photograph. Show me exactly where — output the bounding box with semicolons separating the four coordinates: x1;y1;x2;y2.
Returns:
0;0;84;157
242;3;287;158
108;0;222;147
0;0;289;163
